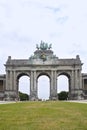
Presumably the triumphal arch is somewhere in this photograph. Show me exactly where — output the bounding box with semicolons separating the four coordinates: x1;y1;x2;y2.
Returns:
0;41;87;100
2;41;84;101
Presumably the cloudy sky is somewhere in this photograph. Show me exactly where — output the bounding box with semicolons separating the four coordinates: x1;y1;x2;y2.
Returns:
0;0;87;99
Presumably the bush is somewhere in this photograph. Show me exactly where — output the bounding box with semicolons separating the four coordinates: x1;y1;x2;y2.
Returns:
19;91;29;101
58;91;68;100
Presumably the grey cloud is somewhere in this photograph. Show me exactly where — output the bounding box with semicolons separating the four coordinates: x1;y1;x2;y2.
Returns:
3;32;31;43
0;2;12;18
50;32;62;38
20;1;61;13
45;6;60;13
20;0;43;9
68;43;87;56
70;49;87;56
56;16;68;24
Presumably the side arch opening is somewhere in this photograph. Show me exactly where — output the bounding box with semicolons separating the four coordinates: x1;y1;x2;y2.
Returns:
57;73;70;100
17;74;30;101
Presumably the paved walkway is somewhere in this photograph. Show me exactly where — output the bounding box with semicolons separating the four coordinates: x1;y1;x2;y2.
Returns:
0;100;87;104
67;100;87;104
0;101;16;104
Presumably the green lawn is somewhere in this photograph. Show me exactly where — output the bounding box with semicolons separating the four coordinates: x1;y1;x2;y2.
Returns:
0;101;87;130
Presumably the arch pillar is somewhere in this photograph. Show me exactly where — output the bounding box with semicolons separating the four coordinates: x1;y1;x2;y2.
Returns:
30;71;38;101
74;69;83;99
50;70;57;100
68;70;75;99
70;69;83;100
4;70;17;101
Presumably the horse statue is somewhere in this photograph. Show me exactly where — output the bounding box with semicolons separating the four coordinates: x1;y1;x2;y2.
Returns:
36;41;52;50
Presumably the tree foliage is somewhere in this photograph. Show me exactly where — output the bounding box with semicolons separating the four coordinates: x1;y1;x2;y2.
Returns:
58;91;68;100
19;91;29;101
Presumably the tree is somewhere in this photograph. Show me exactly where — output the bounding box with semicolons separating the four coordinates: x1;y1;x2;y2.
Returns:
19;91;29;101
58;91;68;100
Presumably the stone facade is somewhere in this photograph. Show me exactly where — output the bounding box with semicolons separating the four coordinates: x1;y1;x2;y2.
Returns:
82;73;87;99
0;75;6;100
0;43;87;101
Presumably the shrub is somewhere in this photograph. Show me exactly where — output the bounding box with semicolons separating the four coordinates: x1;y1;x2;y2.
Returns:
58;91;68;100
19;91;29;101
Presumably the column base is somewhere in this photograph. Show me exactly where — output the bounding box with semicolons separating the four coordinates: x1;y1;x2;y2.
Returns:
50;90;58;100
49;96;58;100
0;92;4;101
69;89;84;100
4;90;17;101
30;91;38;101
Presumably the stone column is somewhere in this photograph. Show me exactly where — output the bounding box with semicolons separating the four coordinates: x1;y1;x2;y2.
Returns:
53;71;57;91
5;70;12;100
34;71;37;91
50;70;57;100
30;71;33;91
74;69;83;100
33;71;38;99
78;70;83;99
30;71;37;100
10;70;12;90
6;70;12;90
6;70;13;90
54;71;57;91
69;70;75;99
82;78;84;89
50;70;53;90
79;70;82;89
30;71;33;100
13;71;18;100
3;79;5;90
54;70;57;99
75;70;78;89
13;71;16;91
50;70;53;99
71;70;75;90
6;70;9;90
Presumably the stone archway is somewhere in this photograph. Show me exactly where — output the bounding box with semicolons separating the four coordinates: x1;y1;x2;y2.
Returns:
37;75;50;100
19;76;30;95
36;72;51;100
57;75;69;93
17;75;30;100
16;72;30;100
4;42;83;101
57;72;71;99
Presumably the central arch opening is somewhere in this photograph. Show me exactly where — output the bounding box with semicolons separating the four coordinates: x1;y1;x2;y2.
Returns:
38;75;50;100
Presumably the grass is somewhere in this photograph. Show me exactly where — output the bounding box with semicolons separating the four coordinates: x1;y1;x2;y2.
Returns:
0;101;87;130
